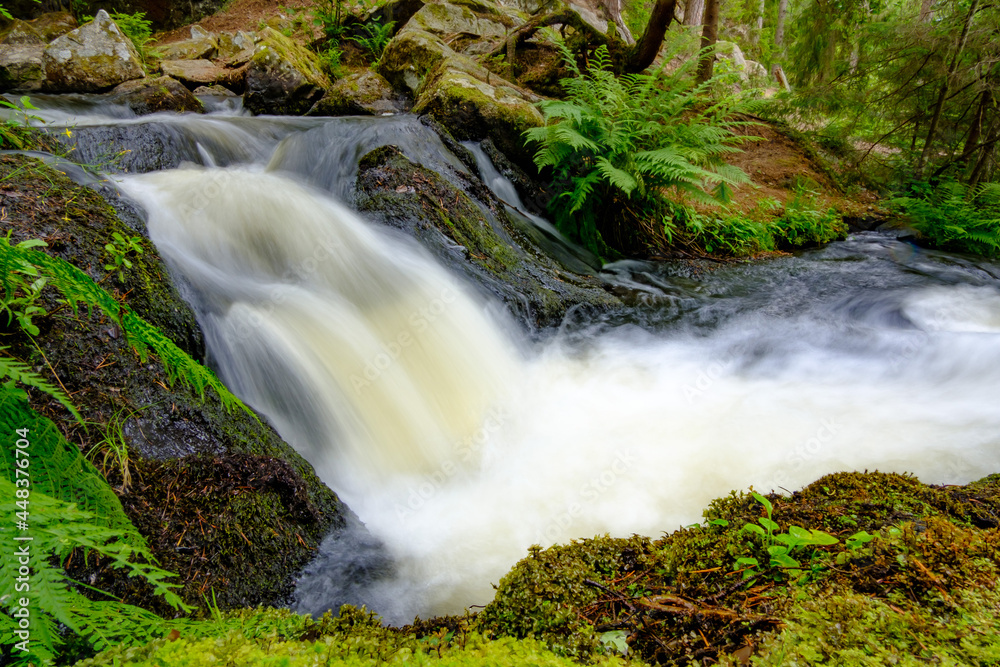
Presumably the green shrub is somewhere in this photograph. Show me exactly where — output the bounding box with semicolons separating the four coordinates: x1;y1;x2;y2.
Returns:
0;97;47;152
524;42;753;259
890;181;1000;258
775;187;846;247
684;208;777;256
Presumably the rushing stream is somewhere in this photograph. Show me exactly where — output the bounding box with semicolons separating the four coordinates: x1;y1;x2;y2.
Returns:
12;97;1000;623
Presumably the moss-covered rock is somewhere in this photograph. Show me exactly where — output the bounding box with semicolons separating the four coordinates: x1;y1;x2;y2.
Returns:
307;70;406;116
110;75;206;115
159;58;245;90
412;61;543;170
354;144;620;327
28;11;79;41
243;27;330;116
41;9;145;93
0;153;350;612
408;1;512;46
0;43;45;92
474;471;1000;665
156;25;218;60
0;18;45;45
378;27;456;95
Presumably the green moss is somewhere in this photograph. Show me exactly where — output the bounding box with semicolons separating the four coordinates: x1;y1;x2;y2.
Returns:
470;472;1000;665
78;606;631;667
254;27;330;88
476;535;651;657
1;155;346;614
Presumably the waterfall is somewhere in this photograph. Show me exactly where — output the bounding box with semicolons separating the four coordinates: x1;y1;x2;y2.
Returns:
120;167;518;494
122;165;1000;624
103;110;1000;625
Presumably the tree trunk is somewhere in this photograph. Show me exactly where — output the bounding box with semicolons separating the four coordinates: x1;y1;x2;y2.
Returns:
775;0;788;49
696;0;720;83
917;0;981;175
753;0;764;42
625;0;678;71
683;0;704;25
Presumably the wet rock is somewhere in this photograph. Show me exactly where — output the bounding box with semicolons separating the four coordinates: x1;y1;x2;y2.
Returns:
0;44;45;91
1;152;351;611
28;11;79;41
41;9;145;93
0;18;45;45
160;58;245;89
355;145;621;328
413;60;543;170
243;27;330;116
110;75;206;115
156;25;218;60
307;70;406;116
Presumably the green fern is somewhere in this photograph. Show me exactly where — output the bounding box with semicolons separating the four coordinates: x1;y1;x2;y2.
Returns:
524;42;754;257
0;474;192;666
890;181;1000;258
0;388;143;546
0;236;255;418
0;349;81;424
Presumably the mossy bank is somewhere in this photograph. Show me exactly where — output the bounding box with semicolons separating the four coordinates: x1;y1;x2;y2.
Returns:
0;153;351;613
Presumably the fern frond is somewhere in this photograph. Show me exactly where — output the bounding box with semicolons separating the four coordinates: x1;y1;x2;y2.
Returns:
0;387;145;547
0;348;81;423
0;241;254;417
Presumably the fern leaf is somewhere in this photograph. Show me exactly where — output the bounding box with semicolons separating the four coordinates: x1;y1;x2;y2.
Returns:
0;348;81;423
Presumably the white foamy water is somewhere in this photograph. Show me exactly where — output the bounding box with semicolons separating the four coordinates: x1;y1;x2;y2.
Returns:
121;166;1000;624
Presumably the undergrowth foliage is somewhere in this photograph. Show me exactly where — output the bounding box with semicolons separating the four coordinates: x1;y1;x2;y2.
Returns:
890;181;1000;258
0;235;254;418
0;394;192;665
525;42;754;258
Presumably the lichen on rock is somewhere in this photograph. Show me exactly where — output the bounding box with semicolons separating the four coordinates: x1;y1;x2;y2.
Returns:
41;9;145;93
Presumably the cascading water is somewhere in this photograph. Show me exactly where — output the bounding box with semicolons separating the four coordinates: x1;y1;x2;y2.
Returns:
53;102;1000;624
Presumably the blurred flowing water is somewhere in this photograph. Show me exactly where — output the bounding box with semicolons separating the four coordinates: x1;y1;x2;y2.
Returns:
18;97;999;623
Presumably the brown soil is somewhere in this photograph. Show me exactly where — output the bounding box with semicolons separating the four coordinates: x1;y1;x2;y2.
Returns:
725;121;884;221
154;0;316;44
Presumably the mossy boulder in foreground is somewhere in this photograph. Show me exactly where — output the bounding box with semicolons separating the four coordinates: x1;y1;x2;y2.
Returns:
73;471;1000;666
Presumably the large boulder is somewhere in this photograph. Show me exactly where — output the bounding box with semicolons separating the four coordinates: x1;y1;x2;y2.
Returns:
0;18;46;45
407;0;513;52
355;144;620;328
28;11;79;41
307;70;406;116
0;44;46;92
41;9;145;93
243;27;330;116
378;27;456;95
156;25;218;60
1;152;352;611
412;59;543;169
109;75;206;115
